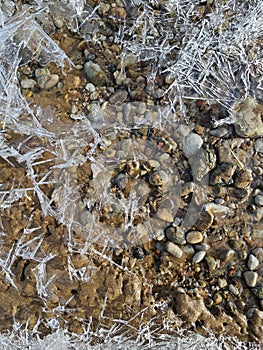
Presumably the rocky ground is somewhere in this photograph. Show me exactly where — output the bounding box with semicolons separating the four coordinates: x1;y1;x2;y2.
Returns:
0;0;263;348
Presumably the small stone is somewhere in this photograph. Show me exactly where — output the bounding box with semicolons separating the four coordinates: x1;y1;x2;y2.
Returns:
183;133;203;156
133;246;144;259
205;255;217;272
229;284;240;296
109;90;128;104
84;62;108;86
234;169;253;188
210;127;228;137
150;88;164;99
192;250;206;263
195;243;210;251
254;138;263;153
204;203;230;216
177;124;191;137
20;78;36;89
54;18;64;28
157;209;174;222
35;67;50;78
85;83;96;92
166;241;183;258
210;162;236;186
218;278;228;288
244;271;258;287
255;195;263;206
220;249;235;262
251;284;263;298
233;96;263;138
165;226;186;245
213;292;223;304
247;254;259;270
186;231;203;244
37;74;59;89
181;182;195;196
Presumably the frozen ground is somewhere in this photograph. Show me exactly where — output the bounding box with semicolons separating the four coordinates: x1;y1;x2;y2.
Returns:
0;0;262;349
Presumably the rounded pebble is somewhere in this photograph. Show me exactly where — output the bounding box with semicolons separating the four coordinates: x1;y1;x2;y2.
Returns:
213;292;223;304
244;271;258;287
37;74;59;90
20;78;36;89
247;254;259;270
192;250;206;263
166;241;183;258
35;67;50;78
186;231;203;244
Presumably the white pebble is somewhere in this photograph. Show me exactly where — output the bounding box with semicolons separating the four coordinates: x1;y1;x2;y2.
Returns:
244;271;258;287
166;241;183;258
247;254;259;270
186;231;203;244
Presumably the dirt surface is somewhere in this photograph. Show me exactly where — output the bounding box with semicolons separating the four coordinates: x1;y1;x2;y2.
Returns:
0;0;263;347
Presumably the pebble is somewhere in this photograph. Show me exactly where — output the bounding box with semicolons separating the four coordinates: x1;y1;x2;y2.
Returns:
254;138;263;153
181;182;195;196
210;127;229;137
177;124;191;137
234;169;253;188
220;249;235;262
205;255;217;272
85;83;96;92
192;250;206;263
186;231;203;244
157;209;174;222
229;284;240;296
109;89;128;104
20;78;36;89
84;62;108;86
218;278;228;289
35;67;50;78
166;241;183;258
233;96;263;138
37;74;59;90
195;243;210;251
54;18;64;28
247;254;259;270
244;271;258;287
183;133;203;156
210;162;236;186
213;292;223;304
204;203;230;216
165;226;186;245
255;195;263;206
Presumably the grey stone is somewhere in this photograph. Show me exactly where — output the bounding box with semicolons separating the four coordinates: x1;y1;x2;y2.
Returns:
244;271;258;287
37;74;59;89
210;127;229;137
220;249;235;262
183;133;203;156
254;138;263;153
192;250;206;263
166;241;183;258
20;78;36;89
186;231;203;244
85;83;96;93
84;62;108;86
229;284;240;296
165;226;186;245
247;254;259;270
255;195;263;206
233;96;263;138
35;67;50;78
